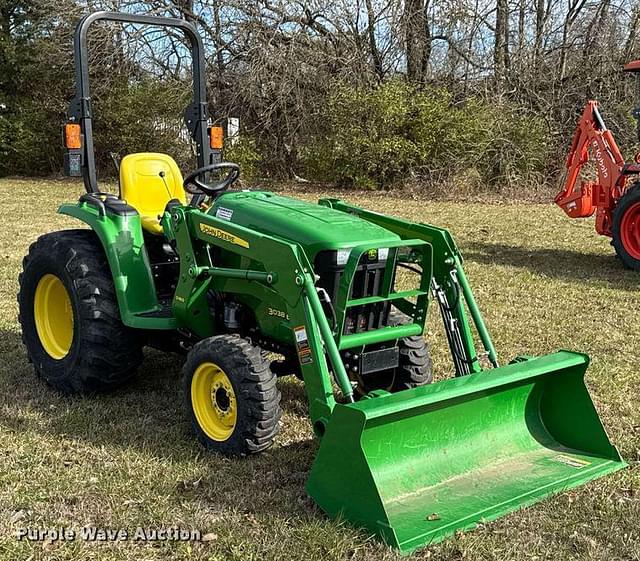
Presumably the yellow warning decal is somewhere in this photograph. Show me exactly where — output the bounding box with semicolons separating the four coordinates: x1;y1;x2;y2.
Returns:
199;223;249;249
552;454;592;469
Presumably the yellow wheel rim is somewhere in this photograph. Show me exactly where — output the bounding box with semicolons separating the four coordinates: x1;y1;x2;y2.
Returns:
33;274;74;360
191;362;237;442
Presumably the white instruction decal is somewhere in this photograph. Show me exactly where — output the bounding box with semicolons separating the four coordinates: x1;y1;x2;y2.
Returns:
216;207;234;221
295;326;308;343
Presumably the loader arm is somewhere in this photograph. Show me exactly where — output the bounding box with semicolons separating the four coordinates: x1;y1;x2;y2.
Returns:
157;198;625;553
164;199;495;425
319;198;498;373
162;204;345;425
555;101;628;236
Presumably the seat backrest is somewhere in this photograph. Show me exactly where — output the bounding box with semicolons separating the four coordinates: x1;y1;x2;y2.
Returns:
120;153;186;218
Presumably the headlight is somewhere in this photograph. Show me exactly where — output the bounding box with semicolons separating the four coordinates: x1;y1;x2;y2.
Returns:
335;247;388;266
336;248;351;266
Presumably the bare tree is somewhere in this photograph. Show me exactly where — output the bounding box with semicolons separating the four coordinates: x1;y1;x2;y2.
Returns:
404;0;429;83
494;0;509;92
558;0;588;84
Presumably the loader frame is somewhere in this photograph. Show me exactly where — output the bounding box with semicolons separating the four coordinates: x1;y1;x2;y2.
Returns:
60;193;500;428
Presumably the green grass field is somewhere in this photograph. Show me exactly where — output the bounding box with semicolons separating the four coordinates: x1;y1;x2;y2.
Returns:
0;178;638;561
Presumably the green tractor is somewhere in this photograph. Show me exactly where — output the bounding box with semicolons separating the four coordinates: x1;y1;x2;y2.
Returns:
18;12;625;553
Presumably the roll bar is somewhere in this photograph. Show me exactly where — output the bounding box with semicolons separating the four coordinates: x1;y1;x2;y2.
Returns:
66;11;213;193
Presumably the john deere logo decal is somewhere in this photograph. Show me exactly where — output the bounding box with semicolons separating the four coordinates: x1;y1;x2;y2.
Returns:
199;223;249;248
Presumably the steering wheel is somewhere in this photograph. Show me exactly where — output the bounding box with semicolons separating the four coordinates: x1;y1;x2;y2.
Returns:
183;162;240;197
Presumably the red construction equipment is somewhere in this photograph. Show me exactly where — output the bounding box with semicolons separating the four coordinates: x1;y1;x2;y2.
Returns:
555;61;640;269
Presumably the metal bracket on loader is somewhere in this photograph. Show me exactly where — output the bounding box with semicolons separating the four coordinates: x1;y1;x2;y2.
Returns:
331;239;431;350
319;198;499;374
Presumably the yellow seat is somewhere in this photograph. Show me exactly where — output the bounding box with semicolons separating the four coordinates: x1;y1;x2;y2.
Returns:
120;153;186;234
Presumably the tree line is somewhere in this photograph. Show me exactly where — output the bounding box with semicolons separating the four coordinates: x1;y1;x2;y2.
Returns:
1;0;639;190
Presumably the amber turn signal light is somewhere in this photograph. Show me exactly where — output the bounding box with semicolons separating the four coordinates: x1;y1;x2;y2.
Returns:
209;125;224;150
64;123;82;149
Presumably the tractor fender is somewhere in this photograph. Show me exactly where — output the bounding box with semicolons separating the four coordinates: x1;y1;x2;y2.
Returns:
58;202;161;327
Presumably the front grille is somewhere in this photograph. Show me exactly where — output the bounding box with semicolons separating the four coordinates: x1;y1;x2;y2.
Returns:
314;250;390;335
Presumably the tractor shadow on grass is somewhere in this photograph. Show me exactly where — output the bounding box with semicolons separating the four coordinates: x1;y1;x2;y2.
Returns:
0;332;322;516
0;332;328;522
0;341;314;460
463;241;639;289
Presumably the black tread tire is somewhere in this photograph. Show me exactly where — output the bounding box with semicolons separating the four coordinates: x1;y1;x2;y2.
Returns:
389;311;433;391
18;229;144;393
183;335;282;456
612;183;640;270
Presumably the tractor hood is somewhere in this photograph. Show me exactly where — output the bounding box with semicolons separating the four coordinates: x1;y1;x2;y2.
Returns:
210;191;400;256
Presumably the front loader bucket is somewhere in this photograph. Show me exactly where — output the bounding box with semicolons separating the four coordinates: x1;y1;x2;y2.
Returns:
307;351;625;554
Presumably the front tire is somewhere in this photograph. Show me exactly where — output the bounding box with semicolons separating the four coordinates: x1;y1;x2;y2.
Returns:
389;310;433;391
393;333;433;391
18;230;144;393
183;335;282;456
612;184;640;270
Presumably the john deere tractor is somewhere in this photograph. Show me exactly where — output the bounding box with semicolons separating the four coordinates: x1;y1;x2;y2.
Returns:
17;12;625;553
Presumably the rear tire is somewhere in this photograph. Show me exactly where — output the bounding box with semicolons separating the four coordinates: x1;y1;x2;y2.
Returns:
18;230;143;393
183;335;282;456
612;184;640;270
